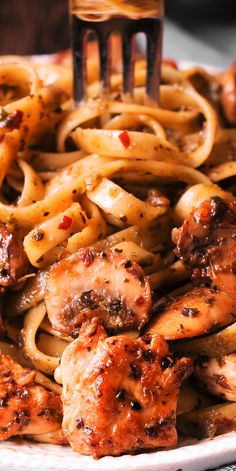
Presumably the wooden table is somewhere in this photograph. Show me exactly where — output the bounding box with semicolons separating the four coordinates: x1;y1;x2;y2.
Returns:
0;0;70;55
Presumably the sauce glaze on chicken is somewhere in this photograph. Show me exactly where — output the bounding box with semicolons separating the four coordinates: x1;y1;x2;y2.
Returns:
0;224;29;288
0;224;29;336
0;353;63;440
148;287;236;340
60;318;192;458
45;249;152;336
176;197;236;293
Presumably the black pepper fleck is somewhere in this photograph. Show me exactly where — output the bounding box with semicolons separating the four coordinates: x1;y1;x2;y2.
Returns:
124;260;132;269
142;349;155;362
33;229;45;241
116;389;126;401
76;417;84;429
0;268;9;277
161;356;175;369
130;400;142;411
0;398;7;407
181;307;199;318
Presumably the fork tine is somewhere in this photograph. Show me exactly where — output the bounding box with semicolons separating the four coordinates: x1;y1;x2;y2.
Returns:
146;19;163;103
71;16;87;103
122;32;135;97
71;13;163;104
97;30;111;94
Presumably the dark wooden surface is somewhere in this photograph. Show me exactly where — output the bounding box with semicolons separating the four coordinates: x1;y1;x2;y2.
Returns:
0;0;70;55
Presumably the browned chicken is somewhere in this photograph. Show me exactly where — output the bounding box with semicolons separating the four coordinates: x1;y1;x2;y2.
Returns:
60;318;192;458
194;353;236;402
0;224;29;335
45;248;152;336
146;197;236;340
147;287;236;340
0;353;63;440
176;197;236;297
0;223;29;288
216;63;236;126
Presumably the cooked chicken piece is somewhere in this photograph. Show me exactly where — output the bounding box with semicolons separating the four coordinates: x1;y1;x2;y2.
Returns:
0;224;29;287
176;197;236;296
60;318;192;458
45;248;152;336
146;287;236;340
216;63;236;126
0;353;63;440
194;353;236;402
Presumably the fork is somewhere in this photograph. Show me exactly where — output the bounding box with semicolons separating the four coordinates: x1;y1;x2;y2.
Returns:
69;0;164;104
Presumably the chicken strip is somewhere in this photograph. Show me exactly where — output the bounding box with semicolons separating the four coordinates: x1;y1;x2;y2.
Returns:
0;353;63;440
0;223;29;288
175;197;236;296
60;318;192;458
146;287;236;340
45;248;152;336
194;353;236;402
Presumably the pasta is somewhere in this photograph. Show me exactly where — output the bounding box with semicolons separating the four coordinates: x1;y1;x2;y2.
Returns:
0;50;235;456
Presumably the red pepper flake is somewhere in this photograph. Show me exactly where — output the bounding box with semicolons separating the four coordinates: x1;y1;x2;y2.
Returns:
163;58;178;69
58;215;72;230
118;130;130;149
79;248;95;267
135;295;145;306
6;109;24;129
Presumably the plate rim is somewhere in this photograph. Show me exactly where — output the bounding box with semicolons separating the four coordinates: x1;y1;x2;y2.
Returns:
0;431;236;471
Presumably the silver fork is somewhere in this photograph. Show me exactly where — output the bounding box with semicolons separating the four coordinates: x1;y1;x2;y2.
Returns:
69;1;164;104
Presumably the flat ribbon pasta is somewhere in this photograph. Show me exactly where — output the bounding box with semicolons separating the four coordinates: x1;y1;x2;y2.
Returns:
22;302;60;375
87;177;167;228
0;61;41;105
206;162;236;183
24;202;88;267
0;129;20;187
17;159;45;207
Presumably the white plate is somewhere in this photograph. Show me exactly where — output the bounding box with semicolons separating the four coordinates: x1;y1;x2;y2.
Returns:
1;433;236;471
0;57;235;470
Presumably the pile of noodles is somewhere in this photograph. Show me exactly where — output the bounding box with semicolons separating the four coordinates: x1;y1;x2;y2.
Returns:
0;51;235;443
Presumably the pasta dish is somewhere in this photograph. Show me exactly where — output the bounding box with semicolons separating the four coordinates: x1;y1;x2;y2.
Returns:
0;48;235;458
